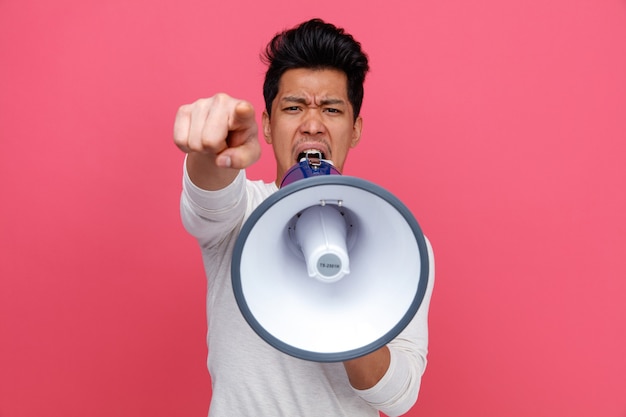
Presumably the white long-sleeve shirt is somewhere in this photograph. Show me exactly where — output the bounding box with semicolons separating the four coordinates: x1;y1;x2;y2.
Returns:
180;164;435;417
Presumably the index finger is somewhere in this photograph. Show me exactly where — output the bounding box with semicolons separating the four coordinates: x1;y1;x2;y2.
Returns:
228;101;256;132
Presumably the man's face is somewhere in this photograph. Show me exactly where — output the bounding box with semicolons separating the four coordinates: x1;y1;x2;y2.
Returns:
262;68;362;185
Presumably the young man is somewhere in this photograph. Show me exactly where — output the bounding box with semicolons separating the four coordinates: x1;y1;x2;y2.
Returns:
173;19;435;416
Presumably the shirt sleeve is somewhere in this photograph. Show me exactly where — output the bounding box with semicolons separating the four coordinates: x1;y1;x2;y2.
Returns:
353;237;435;417
179;157;247;249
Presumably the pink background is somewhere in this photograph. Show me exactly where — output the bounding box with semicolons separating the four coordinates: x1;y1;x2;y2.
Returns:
1;0;625;416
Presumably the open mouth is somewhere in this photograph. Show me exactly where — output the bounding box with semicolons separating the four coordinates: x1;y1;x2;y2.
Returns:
297;149;326;163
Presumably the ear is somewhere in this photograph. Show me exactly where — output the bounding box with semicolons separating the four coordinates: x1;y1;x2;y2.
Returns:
262;110;272;144
351;116;363;148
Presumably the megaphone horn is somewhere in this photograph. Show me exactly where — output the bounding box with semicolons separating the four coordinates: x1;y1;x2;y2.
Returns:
232;159;429;362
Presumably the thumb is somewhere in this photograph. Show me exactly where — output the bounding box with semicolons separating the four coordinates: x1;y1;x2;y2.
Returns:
217;133;262;169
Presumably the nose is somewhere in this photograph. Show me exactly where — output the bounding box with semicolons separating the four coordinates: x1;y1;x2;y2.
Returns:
299;109;327;136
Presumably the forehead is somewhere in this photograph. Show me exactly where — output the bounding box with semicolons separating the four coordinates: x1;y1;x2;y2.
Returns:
275;68;349;102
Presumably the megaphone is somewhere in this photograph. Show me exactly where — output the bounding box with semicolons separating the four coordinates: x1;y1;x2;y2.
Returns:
232;154;429;362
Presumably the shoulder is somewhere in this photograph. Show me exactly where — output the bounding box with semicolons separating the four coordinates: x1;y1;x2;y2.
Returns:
245;179;278;208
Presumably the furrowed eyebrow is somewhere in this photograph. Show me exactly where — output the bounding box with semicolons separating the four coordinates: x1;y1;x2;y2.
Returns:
281;96;309;105
281;96;346;107
319;98;346;106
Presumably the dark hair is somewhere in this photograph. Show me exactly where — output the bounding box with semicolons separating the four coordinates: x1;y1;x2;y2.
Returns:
262;18;369;120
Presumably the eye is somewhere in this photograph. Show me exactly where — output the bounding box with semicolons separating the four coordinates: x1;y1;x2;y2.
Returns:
324;108;341;114
283;106;301;112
